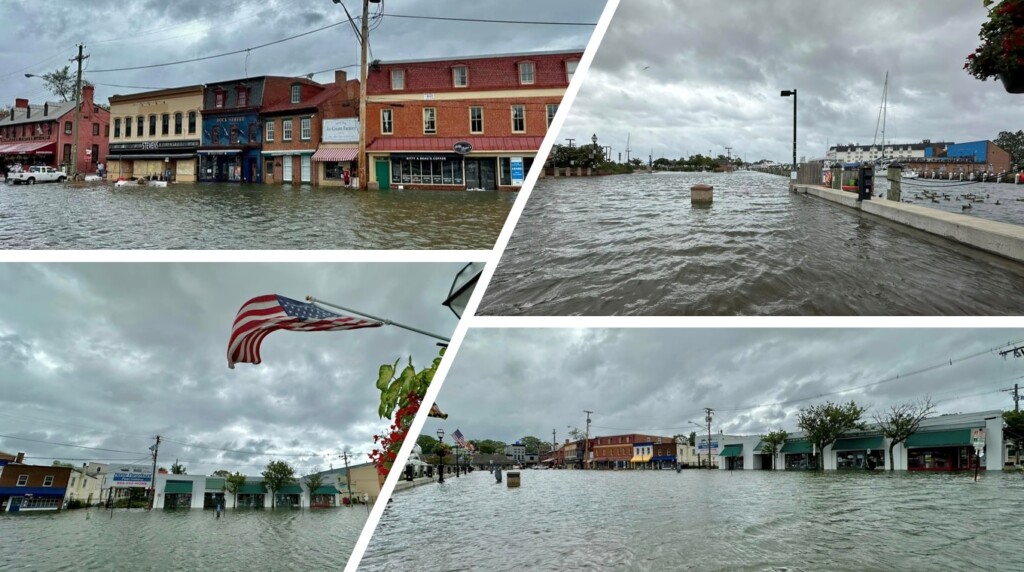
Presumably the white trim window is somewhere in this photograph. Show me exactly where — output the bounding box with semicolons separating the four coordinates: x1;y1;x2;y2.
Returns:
16;474;28;486
423;107;437;134
300;117;311;141
452;66;468;88
381;109;394;134
511;105;526;133
391;69;405;90
290;84;301;104
282;119;293;142
265;120;275;142
518;62;536;85
469;106;483;134
43;475;54;487
546;104;558;128
566;60;579;83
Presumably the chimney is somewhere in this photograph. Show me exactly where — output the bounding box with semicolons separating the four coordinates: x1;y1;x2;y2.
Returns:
26;106;30;119
15;98;28;109
82;84;94;105
334;69;348;85
15;452;24;464
44;102;49;116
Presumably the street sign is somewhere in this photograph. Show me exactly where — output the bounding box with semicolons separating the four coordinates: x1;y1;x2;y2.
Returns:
971;428;986;449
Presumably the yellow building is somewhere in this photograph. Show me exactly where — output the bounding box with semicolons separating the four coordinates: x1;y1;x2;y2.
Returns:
107;85;204;183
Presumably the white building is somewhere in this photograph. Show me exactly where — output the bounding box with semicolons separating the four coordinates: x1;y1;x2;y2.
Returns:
505;442;526;463
64;465;103;506
827;140;952;164
151;474;342;509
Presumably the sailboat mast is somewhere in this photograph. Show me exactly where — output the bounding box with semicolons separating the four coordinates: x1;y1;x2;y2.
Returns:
880;72;888;160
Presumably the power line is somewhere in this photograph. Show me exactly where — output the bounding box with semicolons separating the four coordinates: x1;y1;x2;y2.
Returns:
0;433;148;455
383;14;597;26
160;436;319;458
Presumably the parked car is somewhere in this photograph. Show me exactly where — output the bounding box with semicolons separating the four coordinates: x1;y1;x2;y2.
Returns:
8;165;66;185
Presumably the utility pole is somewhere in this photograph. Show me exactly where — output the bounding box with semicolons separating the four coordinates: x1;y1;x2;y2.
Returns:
704;408;714;470
340;451;354;506
147;435;160;510
356;0;372;190
565;138;575;149
70;44;88;179
1011;383;1021;413
582;410;593;470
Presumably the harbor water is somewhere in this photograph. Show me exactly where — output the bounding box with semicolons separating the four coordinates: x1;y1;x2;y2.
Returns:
0;506;367;571
481;171;1024;315
360;469;1024;572
0;181;516;249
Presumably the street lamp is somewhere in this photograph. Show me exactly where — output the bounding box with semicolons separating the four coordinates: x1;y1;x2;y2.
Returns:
780;89;797;181
442;262;484;319
591;133;599;169
436;428;445;484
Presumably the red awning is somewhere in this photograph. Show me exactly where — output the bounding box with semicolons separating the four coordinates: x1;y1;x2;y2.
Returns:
0;141;55;155
367;136;545;153
311;148;358;162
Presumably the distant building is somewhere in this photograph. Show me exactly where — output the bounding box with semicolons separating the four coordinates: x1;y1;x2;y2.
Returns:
64;464;102;506
828;140;954;163
0;454;72;512
505;442;526;462
828;139;1011;173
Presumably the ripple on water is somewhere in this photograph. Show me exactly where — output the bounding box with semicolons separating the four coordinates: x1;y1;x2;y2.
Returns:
481;172;1024;315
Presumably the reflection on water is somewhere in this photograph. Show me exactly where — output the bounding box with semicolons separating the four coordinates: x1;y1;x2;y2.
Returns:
0;181;515;249
0;507;366;571
361;469;1023;572
481;172;1024;315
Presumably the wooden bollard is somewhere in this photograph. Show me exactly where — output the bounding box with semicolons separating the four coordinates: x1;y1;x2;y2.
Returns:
507;471;520;488
691;184;713;205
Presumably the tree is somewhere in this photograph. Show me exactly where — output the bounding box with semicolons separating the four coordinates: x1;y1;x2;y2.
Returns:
0;105;12;120
262;460;296;509
797;401;866;470
303;471;325;508
170;461;187;474
39;65;93;102
520;435;550;458
468;439;506;455
225;472;247;509
416;434;438;456
994;130;1024;170
1004;410;1024;467
212;469;232;478
874;399;935;471
688;431;696;446
567;427;587;441
760;429;789;471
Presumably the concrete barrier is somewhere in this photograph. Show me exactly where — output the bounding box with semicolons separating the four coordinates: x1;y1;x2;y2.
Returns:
794;184;1024;264
507;471;520;488
691;184;713;205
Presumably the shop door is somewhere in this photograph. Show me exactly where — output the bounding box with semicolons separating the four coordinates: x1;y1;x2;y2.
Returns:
282;155;293;183
465;158;497;190
300;155;311;183
265;159;275;183
375;158;390;190
9;497;22;512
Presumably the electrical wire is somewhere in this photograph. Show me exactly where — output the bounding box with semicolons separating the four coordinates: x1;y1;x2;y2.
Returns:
0;433;148;455
382;14;597;26
160;436;322;458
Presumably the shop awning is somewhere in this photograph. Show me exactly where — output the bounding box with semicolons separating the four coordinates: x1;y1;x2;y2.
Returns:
279;484;303;495
164;480;193;494
781;440;814;454
754;441;768;453
651;455;676;462
367;136;545;153
314;486;338;495
833;436;884;451
205;478;225;491
0;141;54;155
107;153;196;160
239;483;266;494
312;148;358;162
261;149;315;156
906;428;973;448
629;455;642;462
197;149;241;155
719;444;743;458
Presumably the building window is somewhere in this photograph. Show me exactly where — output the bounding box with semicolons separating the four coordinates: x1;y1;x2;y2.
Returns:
125;117;132;138
381;109;393;134
546;104;558;127
500;158;534;186
92;123;99;136
137;116;144;137
452;66;468;87
470;106;483;134
215;91;225;108
149;115;156;137
63;143;71;162
282;119;292;142
229;124;239;145
104;124;109;137
300;117;311;141
91;144;98;164
188;111;197;134
390;157;463;186
238;89;248;107
423;108;436;134
290;84;301;104
265;120;275;142
519;62;536;85
114;118;121;138
390;69;405;90
162;113;169;135
43;475;54;487
64;121;72;135
16;474;28;486
566;60;578;83
174;112;182;135
511;105;526;133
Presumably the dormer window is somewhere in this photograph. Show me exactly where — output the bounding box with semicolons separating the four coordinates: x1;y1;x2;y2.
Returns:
452;66;468;88
214;91;225;108
238;88;248;107
290;84;301;104
390;69;405;90
518;61;535;85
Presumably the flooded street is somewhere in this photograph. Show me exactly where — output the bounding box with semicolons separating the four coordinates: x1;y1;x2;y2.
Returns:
0;181;515;249
481;172;1024;315
361;469;1024;572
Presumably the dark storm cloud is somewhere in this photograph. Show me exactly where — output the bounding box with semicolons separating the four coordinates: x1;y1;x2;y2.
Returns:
1;0;602;104
563;0;1019;164
0;263;463;476
425;329;1024;444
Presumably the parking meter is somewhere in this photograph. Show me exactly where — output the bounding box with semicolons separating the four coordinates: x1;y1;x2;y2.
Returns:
858;164;874;201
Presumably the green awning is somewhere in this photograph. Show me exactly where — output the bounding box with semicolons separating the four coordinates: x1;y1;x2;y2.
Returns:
205;478;225;490
906;428;973;448
164;480;193;494
781;440;813;454
754;441;768;453
278;484;302;495
833;436;884;451
239;483;266;494
314;486;337;495
719;444;743;458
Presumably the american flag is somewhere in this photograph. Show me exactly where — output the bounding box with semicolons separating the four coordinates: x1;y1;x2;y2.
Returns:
452;429;468;448
227;294;382;369
428;403;448;419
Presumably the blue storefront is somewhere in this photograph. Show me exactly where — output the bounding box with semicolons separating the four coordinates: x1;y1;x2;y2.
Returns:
1;486;67;512
198;111;262;183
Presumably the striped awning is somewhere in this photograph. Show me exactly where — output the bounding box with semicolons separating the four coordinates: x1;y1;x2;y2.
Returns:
0;141;54;155
312;148;358;162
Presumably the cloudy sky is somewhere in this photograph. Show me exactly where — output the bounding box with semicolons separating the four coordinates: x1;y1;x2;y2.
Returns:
426;329;1024;444
0;0;603;106
562;0;1020;164
0;263;464;475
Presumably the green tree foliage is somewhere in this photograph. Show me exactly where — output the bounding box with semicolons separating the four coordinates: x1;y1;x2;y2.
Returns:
566;427;587;441
377;350;444;420
39;65;93;102
303;471;325;508
225;472;247;509
874;399;935;471
416;434;438;456
520;435;553;457
261;460;296;509
797;401;866;470
170;461;186;475
994;130;1024;170
468;439;506;455
688;431;696;446
212;469;232;478
760;429;789;471
1005;410;1024;466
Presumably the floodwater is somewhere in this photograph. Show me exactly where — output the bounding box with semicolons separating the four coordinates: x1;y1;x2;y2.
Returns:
875;175;1024;226
480;171;1024;315
0;506;367;571
360;469;1024;572
0;181;516;249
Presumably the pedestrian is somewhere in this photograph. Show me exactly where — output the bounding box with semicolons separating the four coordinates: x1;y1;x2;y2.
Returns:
215;501;223;518
343;168;351;187
97;161;104;178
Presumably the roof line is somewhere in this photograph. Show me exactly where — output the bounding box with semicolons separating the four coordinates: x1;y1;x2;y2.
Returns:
376;47;585;66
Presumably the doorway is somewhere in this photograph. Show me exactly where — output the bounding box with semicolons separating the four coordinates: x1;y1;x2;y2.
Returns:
375;158;390;190
464;158;497;190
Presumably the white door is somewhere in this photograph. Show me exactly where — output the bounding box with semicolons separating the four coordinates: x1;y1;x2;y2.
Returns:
300;155;311;183
282;155;292;182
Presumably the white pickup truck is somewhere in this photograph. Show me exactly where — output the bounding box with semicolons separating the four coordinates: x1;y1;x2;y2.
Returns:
8;166;67;185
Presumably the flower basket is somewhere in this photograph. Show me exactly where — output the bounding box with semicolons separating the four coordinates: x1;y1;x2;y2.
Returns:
1000;72;1024;92
964;0;1024;93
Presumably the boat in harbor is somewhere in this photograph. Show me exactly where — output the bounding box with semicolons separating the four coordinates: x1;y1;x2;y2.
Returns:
902;169;919;179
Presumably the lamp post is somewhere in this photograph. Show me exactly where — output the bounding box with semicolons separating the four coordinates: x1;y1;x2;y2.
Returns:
780;89;797;181
454;443;460;478
436;428;445;484
441;262;484;319
591;133;598;169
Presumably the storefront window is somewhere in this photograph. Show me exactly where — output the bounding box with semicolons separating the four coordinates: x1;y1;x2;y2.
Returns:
908;447;977;470
499;157;534;186
390;157;463;186
785;453;817;470
324;162;348;180
835;449;884;470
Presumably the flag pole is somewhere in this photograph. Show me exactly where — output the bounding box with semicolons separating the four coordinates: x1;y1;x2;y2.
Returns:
305;296;451;343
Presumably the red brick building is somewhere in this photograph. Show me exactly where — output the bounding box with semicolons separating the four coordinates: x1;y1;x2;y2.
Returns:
0;85;109;175
260;70;360;187
589;434;668;470
0;454;72;512
365;49;581;190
